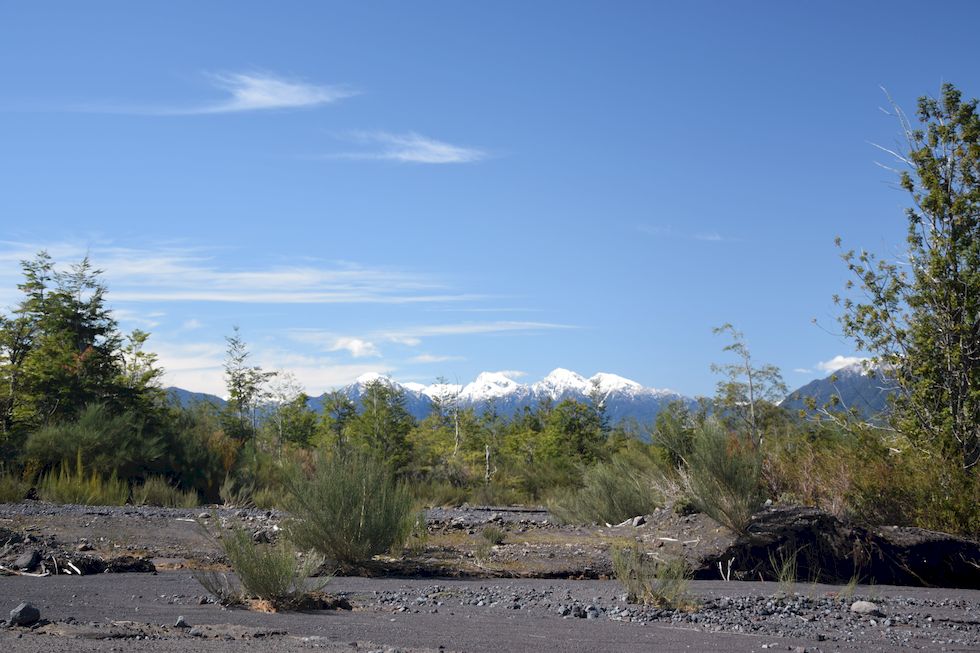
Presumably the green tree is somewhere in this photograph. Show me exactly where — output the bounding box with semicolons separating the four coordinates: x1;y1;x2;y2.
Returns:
710;324;786;446
223;326;273;441
315;390;356;450
837;83;980;473
541;399;604;464
348;380;414;472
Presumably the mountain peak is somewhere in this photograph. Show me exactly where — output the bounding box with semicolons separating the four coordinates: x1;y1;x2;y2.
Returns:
355;372;390;385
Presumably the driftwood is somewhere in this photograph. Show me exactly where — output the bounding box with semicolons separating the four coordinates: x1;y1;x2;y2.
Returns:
0;563;50;577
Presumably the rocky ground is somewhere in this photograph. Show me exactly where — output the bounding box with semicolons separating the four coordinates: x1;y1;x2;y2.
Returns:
1;501;979;652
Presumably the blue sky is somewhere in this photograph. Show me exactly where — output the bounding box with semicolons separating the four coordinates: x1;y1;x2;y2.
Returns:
2;1;979;398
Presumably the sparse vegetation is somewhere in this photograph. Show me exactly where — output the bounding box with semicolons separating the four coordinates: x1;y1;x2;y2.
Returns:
480;525;506;545
194;522;326;609
768;546;800;595
285;451;415;565
611;543;696;610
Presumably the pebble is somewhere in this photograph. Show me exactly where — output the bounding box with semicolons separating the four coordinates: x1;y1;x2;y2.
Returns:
9;603;40;627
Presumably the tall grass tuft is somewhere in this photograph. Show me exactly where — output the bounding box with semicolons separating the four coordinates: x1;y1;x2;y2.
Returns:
133;476;199;508
0;466;29;503
285;451;415;565
684;419;765;534
611;543;696;610
549;453;663;525
38;451;128;506
194;522;326;609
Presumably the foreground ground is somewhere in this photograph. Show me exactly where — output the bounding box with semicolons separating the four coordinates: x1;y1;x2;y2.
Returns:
1;502;979;651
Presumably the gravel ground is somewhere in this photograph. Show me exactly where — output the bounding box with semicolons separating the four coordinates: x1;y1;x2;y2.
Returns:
2;572;979;652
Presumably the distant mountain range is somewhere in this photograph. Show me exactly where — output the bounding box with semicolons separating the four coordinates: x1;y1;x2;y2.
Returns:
165;363;894;425
780;362;894;418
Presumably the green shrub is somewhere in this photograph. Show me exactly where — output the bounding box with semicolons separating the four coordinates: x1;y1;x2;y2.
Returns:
39;452;129;506
285;451;415;565
194;523;326;608
0;466;29;503
480;525;506;545
133;476;199;508
26;404;162;481
219;473;255;508
611;543;695;610
406;478;470;508
252;485;289;511
549;453;663;525
685;419;765;534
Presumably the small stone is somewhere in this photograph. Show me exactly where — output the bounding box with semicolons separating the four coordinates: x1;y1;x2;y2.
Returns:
850;600;884;617
9;603;40;627
175;615;190;629
631;515;646;527
198;513;210;520
75;542;93;552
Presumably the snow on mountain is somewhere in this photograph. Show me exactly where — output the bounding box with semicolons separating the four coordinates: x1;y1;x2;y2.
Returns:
329;369;694;425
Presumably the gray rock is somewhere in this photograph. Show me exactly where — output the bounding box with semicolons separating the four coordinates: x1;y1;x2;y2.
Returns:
9;603;40;627
12;550;39;571
631;515;646;527
175;615;190;629
850;600;884;617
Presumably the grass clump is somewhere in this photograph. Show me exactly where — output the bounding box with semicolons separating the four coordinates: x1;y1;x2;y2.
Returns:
195;522;326;609
38;452;128;506
134;475;199;508
0;466;29;503
684;419;765;534
480;525;506;545
611;543;696;610
285;451;415;565
768;545;800;595
549;452;663;525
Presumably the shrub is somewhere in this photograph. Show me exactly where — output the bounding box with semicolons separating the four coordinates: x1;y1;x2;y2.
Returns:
285;451;415;565
406;478;470;508
549;453;663;525
684;419;765;534
26;404;162;481
611;543;695;610
480;525;506;545
133;476;199;508
0;466;29;503
219;474;255;508
38;452;128;506
194;523;326;609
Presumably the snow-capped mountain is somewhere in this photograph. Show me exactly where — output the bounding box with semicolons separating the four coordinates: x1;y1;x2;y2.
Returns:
330;368;694;425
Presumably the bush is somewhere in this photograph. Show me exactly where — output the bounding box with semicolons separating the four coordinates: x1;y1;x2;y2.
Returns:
133;476;199;508
684;419;765;534
549;452;663;525
0;466;29;503
195;523;326;609
38;452;128;506
285;452;415;565
611;543;695;610
26;404;162;482
480;525;506;545
406;478;470;508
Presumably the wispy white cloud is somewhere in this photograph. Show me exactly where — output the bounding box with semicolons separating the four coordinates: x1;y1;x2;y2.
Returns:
0;241;475;305
181;318;204;331
816;355;869;374
638;224;732;242
329;337;380;358
290;321;574;359
495;370;527;380
75;72;356;115
793;367;813;374
411;353;465;364
332;131;486;164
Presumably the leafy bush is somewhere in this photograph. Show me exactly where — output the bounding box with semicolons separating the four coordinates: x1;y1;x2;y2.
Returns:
611;543;695;610
195;523;326;609
684;419;765;534
285;451;415;565
549;452;663;525
39;452;128;506
133;476;199;508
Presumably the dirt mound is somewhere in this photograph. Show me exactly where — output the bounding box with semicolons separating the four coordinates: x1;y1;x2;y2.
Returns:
697;506;980;588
